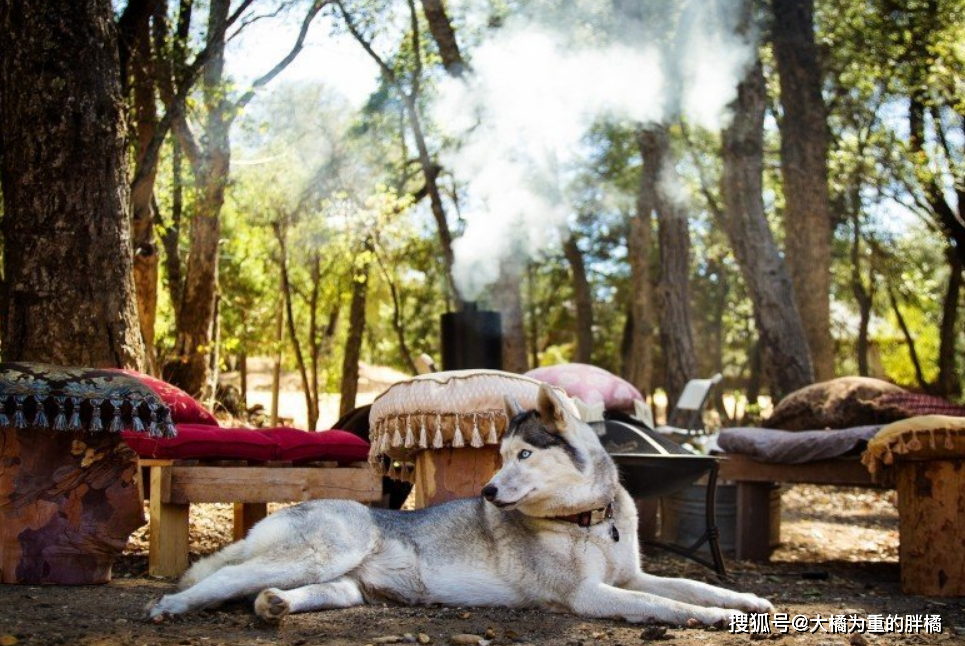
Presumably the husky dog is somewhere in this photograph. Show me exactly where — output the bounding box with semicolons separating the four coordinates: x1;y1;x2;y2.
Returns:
148;384;772;625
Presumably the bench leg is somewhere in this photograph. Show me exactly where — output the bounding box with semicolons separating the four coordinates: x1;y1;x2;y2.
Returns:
233;503;268;541
148;466;190;578
735;481;772;562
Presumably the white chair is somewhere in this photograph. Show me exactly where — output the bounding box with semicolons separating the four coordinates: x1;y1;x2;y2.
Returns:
656;373;723;436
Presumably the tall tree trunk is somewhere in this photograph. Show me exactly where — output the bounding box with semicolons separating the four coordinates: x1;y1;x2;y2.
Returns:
641;127;698;406
0;0;145;368
526;265;540;368
270;275;285;427
718;44;814;397
276;221;319;432
562;236;593;364
340;244;371;418
493;261;529;372
937;249;962;397
374;247;417;373
161;140;184;327
419;0;464;76
124;0;161;369
889;286;932;394
851;214;873;377
771;0;834;381
166;0;231;396
624;133;656;396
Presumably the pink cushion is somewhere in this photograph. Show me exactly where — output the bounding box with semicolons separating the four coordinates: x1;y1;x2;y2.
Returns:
122;425;371;464
260;428;371;464
122;424;274;461
526;363;643;411
114;369;220;427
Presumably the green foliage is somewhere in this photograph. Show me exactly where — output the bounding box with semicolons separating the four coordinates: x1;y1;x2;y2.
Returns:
132;0;964;405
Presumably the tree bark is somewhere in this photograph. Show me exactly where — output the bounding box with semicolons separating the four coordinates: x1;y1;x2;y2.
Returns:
771;0;835;381
419;0;465;76
165;0;230;396
937;248;962;397
562;236;594;364
161;141;184;327
275;220;319;432
624;134;656;396
851;215;874;377
888;286;932;394
493;261;529;373
122;0;161;369
166;0;324;394
640;127;698;406
340;244;371;418
527;265;540;368
719;45;814;397
0;0;145;368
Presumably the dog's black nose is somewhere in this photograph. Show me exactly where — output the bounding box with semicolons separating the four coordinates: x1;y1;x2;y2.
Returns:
482;485;498;501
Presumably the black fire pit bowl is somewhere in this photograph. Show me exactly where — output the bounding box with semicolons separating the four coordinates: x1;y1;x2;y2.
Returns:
611;453;719;499
595;413;718;499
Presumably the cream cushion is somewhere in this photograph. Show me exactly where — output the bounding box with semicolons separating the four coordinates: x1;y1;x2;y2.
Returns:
861;415;965;483
368;369;577;481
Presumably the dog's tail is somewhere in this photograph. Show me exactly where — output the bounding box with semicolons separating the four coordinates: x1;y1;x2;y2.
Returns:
177;539;249;590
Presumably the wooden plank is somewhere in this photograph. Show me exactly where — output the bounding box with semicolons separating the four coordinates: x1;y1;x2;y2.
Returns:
148;465;189;578
735;481;774;562
167;466;381;504
717;454;886;488
233;503;268;541
897;459;965;596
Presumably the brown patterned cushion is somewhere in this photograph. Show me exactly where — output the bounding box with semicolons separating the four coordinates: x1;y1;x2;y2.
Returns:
0;362;175;437
765;377;905;431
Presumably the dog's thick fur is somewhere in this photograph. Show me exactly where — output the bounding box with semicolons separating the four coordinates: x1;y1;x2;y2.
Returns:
148;384;772;625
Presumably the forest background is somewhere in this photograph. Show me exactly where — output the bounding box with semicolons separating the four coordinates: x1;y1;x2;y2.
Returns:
2;0;962;432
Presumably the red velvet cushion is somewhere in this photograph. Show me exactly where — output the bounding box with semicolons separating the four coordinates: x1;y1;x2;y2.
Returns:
121;424;275;461
122;425;371;463
115;369;219;427
260;428;371;464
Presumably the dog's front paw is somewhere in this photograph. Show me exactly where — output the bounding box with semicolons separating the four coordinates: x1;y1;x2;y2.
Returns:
254;588;290;624
146;594;187;622
733;593;773;614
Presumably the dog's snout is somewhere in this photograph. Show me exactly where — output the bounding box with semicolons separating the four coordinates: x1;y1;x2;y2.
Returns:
482;485;498;501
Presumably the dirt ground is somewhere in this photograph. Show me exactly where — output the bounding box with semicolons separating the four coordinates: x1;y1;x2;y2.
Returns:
2;485;963;646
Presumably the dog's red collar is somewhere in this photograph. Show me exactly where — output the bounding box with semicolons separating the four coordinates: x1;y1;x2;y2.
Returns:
551;502;614;528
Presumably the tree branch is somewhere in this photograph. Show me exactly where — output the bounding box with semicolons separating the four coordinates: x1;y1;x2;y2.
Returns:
232;0;329;114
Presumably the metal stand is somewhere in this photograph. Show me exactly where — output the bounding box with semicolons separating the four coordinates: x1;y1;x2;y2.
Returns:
641;462;727;577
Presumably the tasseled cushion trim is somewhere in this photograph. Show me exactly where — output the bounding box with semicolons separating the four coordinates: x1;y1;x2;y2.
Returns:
861;414;965;484
0;391;177;438
367;409;509;483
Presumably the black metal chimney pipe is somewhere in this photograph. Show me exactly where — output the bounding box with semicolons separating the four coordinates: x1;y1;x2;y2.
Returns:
440;302;503;370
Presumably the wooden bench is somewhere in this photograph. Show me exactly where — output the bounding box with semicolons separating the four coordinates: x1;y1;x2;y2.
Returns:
140;459;382;578
717;454;890;561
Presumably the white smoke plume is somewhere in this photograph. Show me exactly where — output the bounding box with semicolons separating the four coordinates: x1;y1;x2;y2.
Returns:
434;0;754;299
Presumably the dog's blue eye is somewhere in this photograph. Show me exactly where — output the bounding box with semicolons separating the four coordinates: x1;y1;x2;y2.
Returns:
518;449;532;460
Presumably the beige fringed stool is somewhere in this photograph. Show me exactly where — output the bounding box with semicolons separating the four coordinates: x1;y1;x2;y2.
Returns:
368;370;577;508
863;415;965;596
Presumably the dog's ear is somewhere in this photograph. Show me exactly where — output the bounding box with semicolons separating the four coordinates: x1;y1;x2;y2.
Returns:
504;395;525;421
537;383;568;432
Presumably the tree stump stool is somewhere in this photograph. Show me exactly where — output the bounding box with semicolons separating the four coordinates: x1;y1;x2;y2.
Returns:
0;362;177;584
862;415;965;597
368;370;579;509
0;427;144;584
895;458;965;596
413;447;501;507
